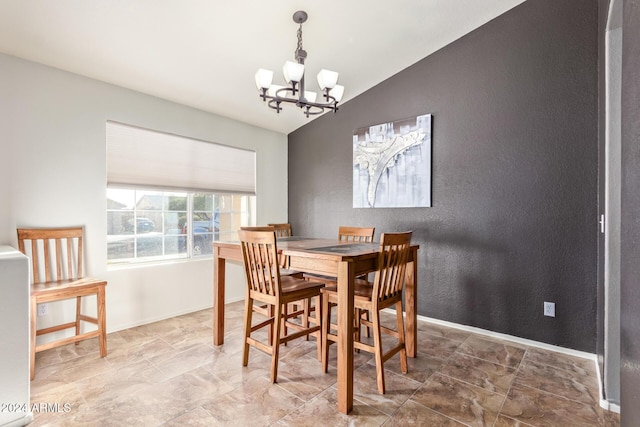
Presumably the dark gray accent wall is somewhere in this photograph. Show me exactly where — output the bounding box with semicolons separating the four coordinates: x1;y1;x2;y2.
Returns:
620;0;640;424
289;0;599;351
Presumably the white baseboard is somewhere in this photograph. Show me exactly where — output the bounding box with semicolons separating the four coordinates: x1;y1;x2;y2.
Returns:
382;309;621;414
416;313;595;360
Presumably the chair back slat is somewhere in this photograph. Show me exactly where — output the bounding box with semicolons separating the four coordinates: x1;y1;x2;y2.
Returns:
17;227;85;284
338;226;375;243
239;229;281;298
268;223;292;238
372;232;412;303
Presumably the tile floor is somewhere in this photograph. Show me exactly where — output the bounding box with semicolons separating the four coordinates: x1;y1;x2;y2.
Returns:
29;301;620;426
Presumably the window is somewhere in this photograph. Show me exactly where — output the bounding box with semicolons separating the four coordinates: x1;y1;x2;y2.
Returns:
106;121;257;264
107;189;255;263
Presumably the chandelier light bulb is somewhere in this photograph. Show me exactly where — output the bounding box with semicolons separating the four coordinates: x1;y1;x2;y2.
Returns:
283;61;304;84
304;91;317;103
254;69;273;90
317;69;339;90
332;85;345;102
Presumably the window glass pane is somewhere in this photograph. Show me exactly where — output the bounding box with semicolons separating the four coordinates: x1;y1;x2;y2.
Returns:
107;188;254;263
136;190;163;210
165;193;187;211
164;235;186;256
108;237;134;260
194;193;213;211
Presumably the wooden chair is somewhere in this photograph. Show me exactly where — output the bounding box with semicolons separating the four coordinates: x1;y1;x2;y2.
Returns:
267;223;292;238
17;227;107;380
304;226;375;337
338;226;375;243
239;228;325;382
321;231;412;394
303;226;375;285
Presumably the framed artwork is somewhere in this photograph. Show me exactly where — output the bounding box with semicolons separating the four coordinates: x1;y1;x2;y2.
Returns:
353;114;432;208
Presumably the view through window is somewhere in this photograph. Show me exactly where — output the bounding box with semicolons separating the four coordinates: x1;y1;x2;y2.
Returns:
107;189;255;263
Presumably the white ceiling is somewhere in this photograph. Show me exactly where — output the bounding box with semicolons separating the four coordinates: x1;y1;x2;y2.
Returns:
0;0;525;134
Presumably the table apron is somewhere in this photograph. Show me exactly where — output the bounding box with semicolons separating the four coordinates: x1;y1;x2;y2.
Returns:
288;256;376;277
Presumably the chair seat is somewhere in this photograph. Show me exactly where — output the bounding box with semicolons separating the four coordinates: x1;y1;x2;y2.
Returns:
321;278;373;300
280;268;304;278
281;276;325;297
32;277;107;296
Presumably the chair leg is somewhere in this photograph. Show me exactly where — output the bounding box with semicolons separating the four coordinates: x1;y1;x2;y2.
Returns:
75;295;82;345
314;294;322;362
30;297;37;381
372;307;386;394
270;303;283;383
363;310;371;338
282;303;288;346
354;308;362;353
267;304;274;343
321;294;330;373
98;287;107;357
303;298;310;340
396;301;408;374
242;296;254;367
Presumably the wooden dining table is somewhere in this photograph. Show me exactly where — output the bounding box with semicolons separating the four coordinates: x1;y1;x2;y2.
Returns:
212;236;419;414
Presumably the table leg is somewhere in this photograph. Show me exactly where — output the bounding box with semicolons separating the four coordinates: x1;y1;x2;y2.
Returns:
337;260;354;414
213;247;226;346
405;248;418;358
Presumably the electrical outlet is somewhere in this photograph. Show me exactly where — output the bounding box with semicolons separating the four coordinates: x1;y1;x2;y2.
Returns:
544;301;555;317
37;303;48;316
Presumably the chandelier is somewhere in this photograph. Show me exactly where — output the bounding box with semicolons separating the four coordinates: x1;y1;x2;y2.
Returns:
255;11;344;117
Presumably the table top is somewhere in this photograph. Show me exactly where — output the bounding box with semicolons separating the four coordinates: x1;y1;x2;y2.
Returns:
213;236;418;261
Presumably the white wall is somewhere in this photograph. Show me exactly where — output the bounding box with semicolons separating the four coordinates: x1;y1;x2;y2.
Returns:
0;53;288;337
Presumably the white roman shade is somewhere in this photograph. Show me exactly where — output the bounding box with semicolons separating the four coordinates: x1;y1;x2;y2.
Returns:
106;121;256;194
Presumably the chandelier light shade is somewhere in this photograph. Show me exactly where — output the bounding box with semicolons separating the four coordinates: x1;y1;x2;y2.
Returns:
256;10;344;117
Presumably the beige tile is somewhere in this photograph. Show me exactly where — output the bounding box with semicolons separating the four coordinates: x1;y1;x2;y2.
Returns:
457;335;526;368
275;353;337;401
200;376;304;425
381;351;444;383
29;382;86;427
28;304;613;427
411;373;505;427
164;406;222;426
352;363;423;416
148;342;219;379
500;382;603;426
418;321;471;343
385;399;467;426
523;346;596;377
493;414;536;426
415;332;462;359
440;352;516;394
275;387;390;426
515;360;599;405
74;359;167;406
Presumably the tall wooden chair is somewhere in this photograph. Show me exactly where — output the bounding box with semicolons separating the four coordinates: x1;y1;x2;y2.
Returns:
239;228;324;382
338;226;375;243
267;223;292;238
321;231;412;394
17;227;107;380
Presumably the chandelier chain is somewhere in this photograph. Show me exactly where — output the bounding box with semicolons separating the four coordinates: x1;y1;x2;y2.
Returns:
296;24;304;55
